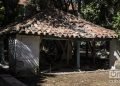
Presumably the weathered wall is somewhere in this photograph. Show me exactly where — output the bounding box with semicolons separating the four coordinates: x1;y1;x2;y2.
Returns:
109;39;120;69
15;35;40;75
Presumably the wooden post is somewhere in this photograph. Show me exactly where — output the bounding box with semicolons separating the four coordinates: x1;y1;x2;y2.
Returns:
67;40;72;65
91;41;96;66
77;41;80;69
86;41;88;57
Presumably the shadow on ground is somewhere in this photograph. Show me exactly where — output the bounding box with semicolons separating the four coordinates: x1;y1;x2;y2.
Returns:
16;74;56;86
0;67;56;86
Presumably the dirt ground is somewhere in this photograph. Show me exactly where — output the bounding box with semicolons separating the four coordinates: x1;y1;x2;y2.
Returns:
36;71;120;86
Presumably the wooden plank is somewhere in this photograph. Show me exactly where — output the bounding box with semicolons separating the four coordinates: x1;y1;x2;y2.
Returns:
43;37;69;40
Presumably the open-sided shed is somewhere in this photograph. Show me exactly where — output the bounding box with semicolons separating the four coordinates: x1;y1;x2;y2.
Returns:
0;9;118;75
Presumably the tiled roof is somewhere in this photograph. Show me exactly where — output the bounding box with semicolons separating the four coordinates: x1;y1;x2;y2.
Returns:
18;0;29;5
0;9;118;39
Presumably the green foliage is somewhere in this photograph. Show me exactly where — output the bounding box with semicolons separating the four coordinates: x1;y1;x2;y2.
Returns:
112;12;120;35
0;0;120;36
113;12;120;29
80;0;120;34
14;6;25;21
81;2;100;23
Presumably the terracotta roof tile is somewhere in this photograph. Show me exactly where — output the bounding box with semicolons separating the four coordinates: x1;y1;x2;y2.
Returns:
18;0;29;5
0;9;118;39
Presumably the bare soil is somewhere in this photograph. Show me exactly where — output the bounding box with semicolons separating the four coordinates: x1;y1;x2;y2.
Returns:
36;71;120;86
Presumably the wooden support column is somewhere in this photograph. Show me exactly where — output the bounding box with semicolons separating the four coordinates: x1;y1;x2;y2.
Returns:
67;40;72;65
77;41;80;69
86;41;88;57
91;41;96;66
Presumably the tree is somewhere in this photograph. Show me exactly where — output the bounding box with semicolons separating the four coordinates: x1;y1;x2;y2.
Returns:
0;1;4;26
0;0;120;35
113;12;120;36
80;0;120;30
1;0;19;26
